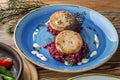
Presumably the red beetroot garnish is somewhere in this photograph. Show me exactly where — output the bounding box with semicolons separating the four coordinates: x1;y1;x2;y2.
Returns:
43;41;88;65
47;23;60;36
71;58;77;64
43;44;49;48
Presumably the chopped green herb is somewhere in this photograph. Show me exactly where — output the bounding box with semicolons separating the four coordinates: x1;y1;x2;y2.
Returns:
65;57;73;66
57;20;62;25
65;12;71;18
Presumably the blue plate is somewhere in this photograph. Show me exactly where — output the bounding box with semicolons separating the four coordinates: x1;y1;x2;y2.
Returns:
68;74;120;80
14;4;118;72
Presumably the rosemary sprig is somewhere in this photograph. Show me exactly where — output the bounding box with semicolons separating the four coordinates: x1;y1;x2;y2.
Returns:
0;0;48;34
8;0;16;10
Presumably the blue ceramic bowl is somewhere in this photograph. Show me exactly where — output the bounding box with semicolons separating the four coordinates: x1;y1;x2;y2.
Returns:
0;42;23;80
14;4;118;72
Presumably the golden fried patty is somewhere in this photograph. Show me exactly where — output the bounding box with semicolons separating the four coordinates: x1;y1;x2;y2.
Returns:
55;30;83;54
50;10;75;31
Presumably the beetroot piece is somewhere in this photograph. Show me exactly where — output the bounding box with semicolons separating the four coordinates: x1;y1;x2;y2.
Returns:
47;23;81;36
47;23;60;36
43;41;88;65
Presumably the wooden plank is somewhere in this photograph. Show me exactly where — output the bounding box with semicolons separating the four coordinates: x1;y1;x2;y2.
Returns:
42;0;120;11
0;0;120;80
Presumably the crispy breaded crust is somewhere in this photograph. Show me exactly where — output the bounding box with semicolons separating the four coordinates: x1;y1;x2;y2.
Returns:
50;10;75;31
55;30;83;54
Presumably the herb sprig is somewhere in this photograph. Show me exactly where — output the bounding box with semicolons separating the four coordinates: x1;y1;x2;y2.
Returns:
0;0;47;34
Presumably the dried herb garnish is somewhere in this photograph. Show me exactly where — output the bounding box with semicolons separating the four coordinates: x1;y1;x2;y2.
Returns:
65;12;71;18
0;0;48;34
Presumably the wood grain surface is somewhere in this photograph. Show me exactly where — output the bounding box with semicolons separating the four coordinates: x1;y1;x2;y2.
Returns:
0;0;120;80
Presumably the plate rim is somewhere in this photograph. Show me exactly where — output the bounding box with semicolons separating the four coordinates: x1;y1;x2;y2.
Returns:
14;4;119;73
67;73;120;80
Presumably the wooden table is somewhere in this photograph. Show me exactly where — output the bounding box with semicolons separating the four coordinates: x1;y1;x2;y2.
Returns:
0;0;120;80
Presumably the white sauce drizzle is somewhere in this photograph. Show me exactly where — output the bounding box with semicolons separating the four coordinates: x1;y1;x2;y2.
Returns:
94;34;99;48
36;53;48;61
81;58;89;64
32;30;39;41
64;61;69;66
31;51;38;55
90;51;97;57
77;62;82;65
31;50;48;61
33;43;40;50
35;29;39;32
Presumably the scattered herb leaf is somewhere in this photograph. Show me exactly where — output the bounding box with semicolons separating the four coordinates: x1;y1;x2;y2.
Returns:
65;57;73;66
65;12;70;18
57;20;62;25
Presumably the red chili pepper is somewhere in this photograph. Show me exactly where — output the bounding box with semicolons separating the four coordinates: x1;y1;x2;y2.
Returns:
0;58;13;68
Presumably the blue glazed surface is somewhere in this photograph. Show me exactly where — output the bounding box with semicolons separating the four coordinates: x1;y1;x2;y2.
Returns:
15;4;118;72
